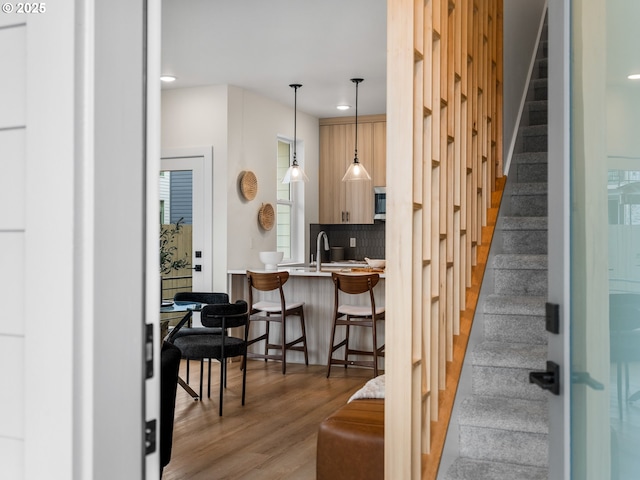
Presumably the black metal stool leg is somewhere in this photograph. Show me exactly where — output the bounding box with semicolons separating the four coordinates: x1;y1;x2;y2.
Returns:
199;360;204;400
207;358;212;398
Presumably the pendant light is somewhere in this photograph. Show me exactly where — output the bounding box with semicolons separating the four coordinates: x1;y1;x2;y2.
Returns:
342;78;371;182
282;83;309;183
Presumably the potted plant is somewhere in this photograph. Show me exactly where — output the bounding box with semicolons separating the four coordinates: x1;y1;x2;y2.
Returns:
160;217;191;277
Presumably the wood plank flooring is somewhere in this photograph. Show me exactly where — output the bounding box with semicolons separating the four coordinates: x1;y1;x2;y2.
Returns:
162;360;374;480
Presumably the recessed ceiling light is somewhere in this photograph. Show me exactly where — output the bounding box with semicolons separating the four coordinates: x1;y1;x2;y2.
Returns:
337;105;351;111
627;73;640;80
160;75;177;82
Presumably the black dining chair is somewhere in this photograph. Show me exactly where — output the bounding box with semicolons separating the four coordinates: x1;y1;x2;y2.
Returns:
170;300;250;415
170;292;229;384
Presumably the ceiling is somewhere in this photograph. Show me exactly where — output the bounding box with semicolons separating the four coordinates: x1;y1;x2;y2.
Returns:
161;0;387;119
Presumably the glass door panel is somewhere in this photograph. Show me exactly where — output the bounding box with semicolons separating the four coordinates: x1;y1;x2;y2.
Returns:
159;169;194;299
571;1;640;478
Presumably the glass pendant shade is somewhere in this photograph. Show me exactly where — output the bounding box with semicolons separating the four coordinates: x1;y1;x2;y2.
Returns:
343;78;370;182
282;83;308;184
282;160;309;183
342;158;371;181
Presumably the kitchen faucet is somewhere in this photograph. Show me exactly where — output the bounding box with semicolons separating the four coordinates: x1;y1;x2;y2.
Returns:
316;231;329;272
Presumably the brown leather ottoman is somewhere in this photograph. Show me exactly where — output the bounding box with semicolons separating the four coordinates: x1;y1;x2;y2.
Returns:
316;398;384;480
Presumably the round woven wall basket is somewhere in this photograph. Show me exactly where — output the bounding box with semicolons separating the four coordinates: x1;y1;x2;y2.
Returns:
240;171;258;201
258;203;275;230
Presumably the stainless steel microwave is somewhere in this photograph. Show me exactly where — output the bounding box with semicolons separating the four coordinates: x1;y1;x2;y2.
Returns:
374;186;386;220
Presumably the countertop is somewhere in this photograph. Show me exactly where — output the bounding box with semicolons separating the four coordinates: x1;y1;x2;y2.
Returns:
228;262;386;278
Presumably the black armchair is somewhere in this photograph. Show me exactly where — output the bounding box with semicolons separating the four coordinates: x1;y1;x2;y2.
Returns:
170;300;249;415
168;292;230;388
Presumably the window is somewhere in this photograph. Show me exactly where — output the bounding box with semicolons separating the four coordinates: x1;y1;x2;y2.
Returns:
276;138;304;262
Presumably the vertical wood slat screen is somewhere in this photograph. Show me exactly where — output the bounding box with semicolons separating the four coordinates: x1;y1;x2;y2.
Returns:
386;0;503;478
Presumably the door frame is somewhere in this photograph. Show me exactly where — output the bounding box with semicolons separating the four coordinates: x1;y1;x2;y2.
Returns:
161;147;214;292
547;0;571;478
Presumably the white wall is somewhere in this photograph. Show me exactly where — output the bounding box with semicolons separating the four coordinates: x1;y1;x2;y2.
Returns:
161;85;319;281
0;14;27;479
503;0;547;173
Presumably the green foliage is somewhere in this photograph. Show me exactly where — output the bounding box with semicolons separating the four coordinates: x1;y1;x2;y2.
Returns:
160;218;191;275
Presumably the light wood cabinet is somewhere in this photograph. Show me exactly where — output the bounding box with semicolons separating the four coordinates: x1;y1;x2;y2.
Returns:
319;115;386;224
372;120;387;187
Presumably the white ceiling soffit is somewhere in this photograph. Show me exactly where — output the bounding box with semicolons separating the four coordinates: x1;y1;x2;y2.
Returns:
161;0;387;119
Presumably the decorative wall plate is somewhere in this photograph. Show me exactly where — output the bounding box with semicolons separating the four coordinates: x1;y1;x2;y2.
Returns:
258;203;275;230
240;171;258;200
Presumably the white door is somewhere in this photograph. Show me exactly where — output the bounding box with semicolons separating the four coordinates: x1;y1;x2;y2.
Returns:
161;148;213;294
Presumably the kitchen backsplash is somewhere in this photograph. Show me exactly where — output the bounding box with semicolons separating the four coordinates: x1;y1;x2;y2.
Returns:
310;222;385;263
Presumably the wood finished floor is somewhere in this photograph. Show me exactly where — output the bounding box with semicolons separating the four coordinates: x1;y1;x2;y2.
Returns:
162;359;375;480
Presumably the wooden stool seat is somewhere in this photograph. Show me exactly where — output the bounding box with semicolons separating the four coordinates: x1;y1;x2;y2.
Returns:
246;270;308;374
327;272;385;378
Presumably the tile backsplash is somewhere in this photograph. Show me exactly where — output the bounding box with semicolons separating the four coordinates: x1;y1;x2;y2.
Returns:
310;222;385;263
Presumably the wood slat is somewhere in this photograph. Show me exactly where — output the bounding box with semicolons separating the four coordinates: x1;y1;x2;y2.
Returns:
386;1;502;478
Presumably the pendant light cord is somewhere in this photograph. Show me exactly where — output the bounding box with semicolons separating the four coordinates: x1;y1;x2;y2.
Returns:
355;81;358;162
290;84;302;165
351;78;363;164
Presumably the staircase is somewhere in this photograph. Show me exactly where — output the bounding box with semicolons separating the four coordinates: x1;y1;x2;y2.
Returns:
441;17;550;480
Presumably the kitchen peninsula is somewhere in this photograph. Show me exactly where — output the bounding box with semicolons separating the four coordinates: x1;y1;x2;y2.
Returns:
227;265;385;366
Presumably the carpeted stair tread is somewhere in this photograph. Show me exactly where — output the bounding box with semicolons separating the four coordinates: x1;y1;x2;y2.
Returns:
532;78;548;89
509;182;547;196
537;58;548;78
459;396;548;434
444;458;548;480
484;312;547;345
511;152;548;165
500;216;547;231
521;124;548;138
471;341;547;369
528;100;548;113
493;254;547;270
484;295;546;316
528;100;548;126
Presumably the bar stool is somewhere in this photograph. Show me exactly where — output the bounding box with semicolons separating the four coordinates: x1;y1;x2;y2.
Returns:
246;270;308;374
327;272;385;378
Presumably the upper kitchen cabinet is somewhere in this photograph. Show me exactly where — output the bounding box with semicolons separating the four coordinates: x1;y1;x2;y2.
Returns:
319;115;386;224
371;120;386;187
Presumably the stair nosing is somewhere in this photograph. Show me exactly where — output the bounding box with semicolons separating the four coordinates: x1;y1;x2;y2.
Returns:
512;152;548;164
521;125;548;136
471;341;547;369
444;457;549;480
493;253;548;270
484;295;546;316
508;182;547;195
500;217;548;230
458;395;549;434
